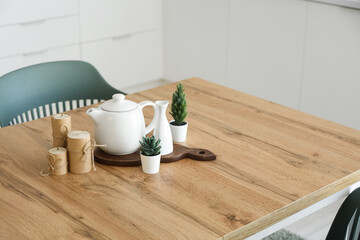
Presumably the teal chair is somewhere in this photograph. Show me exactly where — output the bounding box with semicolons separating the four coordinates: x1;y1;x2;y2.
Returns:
0;60;124;127
326;187;360;240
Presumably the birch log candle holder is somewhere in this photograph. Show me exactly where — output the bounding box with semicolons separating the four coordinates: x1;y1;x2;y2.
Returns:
67;130;102;174
51;113;71;147
40;147;68;176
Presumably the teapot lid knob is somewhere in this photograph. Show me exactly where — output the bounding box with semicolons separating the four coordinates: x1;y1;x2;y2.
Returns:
100;93;136;112
113;94;125;102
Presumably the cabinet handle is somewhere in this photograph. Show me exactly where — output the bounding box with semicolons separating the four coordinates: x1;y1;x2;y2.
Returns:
23;49;48;56
21;19;46;26
112;33;133;40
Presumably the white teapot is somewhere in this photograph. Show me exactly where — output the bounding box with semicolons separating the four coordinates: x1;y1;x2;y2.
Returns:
86;94;157;155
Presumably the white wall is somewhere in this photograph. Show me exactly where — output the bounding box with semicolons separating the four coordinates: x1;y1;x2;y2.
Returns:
163;0;229;85
163;0;360;129
227;0;306;109
300;3;360;130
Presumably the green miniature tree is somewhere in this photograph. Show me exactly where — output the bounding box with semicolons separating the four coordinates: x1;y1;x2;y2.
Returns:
170;83;188;125
139;136;161;156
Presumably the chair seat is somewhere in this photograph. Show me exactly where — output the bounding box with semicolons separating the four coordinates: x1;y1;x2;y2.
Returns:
326;188;360;240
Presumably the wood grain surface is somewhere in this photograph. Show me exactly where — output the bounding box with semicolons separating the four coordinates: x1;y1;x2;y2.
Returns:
0;78;360;240
94;144;216;166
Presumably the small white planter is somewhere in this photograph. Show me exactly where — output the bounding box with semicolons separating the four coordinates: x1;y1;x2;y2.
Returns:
169;120;188;143
140;153;161;174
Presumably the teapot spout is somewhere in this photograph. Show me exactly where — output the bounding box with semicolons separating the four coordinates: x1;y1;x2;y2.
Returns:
86;107;103;126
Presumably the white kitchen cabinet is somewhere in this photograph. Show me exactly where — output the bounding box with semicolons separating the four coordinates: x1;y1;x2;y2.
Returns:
163;0;228;85
300;2;360;129
0;0;163;91
0;16;79;58
81;30;162;89
79;0;161;42
0;0;77;26
227;0;307;109
0;45;80;77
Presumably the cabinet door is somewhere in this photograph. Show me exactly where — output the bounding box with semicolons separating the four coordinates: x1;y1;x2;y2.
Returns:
0;45;80;77
300;3;360;129
81;30;162;89
227;0;307;109
79;0;160;42
0;0;77;26
0;16;79;58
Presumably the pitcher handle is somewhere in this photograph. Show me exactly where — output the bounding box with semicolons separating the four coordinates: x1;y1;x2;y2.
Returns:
138;101;157;134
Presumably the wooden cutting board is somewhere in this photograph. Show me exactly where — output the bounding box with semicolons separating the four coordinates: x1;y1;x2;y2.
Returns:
94;144;216;166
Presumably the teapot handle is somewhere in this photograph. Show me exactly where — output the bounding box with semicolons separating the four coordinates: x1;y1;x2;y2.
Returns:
138;101;157;134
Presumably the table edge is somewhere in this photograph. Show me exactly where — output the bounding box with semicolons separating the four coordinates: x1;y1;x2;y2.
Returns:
223;169;360;239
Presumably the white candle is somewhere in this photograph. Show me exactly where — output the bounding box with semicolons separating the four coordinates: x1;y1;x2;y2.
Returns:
68;131;90;139
53;113;71;119
51;114;71;147
49;147;67;155
48;147;68;176
67;131;92;174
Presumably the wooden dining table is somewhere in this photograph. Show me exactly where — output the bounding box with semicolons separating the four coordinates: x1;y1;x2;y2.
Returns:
1;77;360;239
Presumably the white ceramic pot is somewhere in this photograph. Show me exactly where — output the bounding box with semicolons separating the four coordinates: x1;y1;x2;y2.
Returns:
169;120;188;143
86;94;158;155
140;153;161;174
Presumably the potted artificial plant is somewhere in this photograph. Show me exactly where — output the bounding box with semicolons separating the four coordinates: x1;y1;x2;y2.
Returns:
169;83;188;142
139;136;162;174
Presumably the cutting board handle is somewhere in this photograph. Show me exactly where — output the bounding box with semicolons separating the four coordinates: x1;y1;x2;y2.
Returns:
162;145;216;162
182;147;216;161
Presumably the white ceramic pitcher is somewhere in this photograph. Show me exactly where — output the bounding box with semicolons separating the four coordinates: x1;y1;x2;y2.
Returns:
153;100;173;155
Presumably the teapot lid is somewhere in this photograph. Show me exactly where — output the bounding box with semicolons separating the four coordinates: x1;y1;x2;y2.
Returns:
100;94;137;112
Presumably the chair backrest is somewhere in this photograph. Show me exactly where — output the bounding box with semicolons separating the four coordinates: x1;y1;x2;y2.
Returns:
326;187;360;240
0;60;123;127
